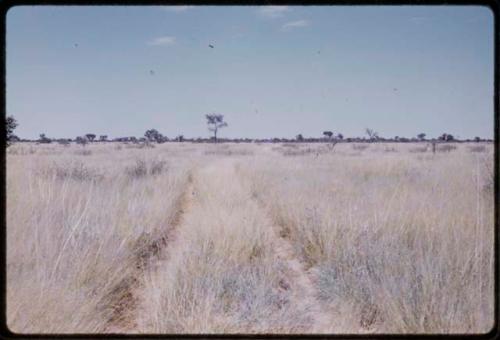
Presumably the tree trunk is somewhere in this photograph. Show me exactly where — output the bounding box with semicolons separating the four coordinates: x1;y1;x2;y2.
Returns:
214;129;218;143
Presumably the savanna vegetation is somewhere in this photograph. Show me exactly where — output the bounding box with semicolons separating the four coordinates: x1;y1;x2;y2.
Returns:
6;141;494;334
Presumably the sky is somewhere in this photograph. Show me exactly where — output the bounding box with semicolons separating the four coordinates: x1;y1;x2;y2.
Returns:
6;5;494;140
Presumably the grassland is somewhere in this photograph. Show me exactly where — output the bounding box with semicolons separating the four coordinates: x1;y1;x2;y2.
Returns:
6;141;494;334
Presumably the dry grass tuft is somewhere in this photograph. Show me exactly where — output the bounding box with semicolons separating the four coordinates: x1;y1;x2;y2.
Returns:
125;159;167;179
409;146;428;153
74;149;92;156
352;144;369;151
468;145;487;153
437;144;457;152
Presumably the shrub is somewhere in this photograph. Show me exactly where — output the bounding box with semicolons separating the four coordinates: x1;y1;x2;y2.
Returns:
74;149;92;156
468;145;486;153
38;162;103;182
437;144;457;152
281;143;300;149
150;160;166;175
126;160;148;179
281;147;326;157
204;149;253;156
57;139;71;146
125;159;167;179
352;144;369;151
409;146;428;153
76;136;89;147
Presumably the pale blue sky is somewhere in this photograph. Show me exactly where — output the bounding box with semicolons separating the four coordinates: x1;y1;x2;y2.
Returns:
7;5;494;139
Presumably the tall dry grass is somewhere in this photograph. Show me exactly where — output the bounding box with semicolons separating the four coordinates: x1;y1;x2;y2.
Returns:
6;142;495;334
241;143;494;333
136;159;311;333
7;143;191;333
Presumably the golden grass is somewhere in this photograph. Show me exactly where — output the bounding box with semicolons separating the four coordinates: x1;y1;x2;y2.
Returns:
6;142;494;334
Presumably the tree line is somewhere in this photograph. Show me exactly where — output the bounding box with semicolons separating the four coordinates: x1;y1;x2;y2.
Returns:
5;114;491;147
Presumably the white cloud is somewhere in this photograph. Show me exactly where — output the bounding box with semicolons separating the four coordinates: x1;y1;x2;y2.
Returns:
162;6;193;12
281;19;309;31
258;6;290;18
147;36;176;46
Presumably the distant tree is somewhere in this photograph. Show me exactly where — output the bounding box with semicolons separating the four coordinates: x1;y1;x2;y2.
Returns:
76;136;88;146
145;129;164;143
323;131;333;139
99;135;108;142
365;128;379;141
85;134;96;142
10;135;20;143
57;139;70;146
176;135;184;142
39;133;52;144
337;133;344;140
439;133;454;142
296;134;304;142
417;133;426;141
6;115;18;147
206;114;228;143
474;136;481;142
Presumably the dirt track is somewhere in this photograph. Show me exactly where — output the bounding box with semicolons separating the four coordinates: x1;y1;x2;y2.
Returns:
103;172;195;333
103;159;332;333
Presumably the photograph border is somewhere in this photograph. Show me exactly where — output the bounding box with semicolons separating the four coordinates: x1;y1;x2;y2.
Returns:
0;0;498;338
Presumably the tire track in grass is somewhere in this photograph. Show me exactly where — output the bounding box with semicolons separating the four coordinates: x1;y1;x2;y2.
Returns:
238;166;332;333
268;219;333;333
102;171;195;333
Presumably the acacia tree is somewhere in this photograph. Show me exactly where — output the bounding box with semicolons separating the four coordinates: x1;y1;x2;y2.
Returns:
85;134;96;142
417;133;426;141
144;129;164;143
438;133;454;142
206;114;227;143
365;128;379;141
323;131;333;140
6;115;18;147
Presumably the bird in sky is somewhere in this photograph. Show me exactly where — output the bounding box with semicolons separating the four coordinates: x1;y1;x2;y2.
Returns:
74;43;78;48
149;70;155;75
209;44;214;48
